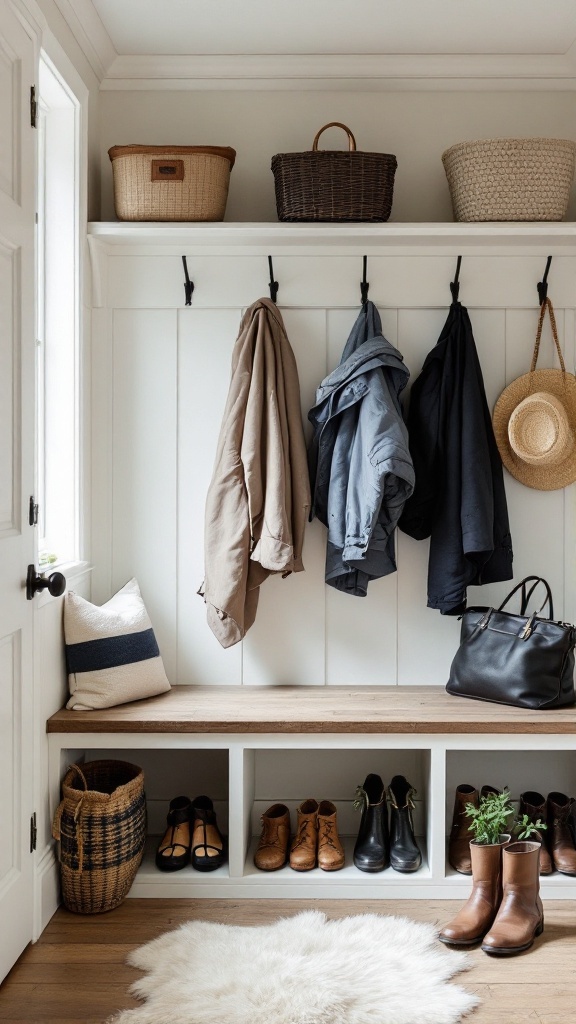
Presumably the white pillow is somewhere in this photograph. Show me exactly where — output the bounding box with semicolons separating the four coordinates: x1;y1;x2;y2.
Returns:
64;578;171;710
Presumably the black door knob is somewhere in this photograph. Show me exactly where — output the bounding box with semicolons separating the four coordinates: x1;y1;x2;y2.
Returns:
26;564;66;601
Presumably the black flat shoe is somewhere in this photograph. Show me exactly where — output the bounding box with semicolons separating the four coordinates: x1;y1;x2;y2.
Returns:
353;773;390;872
388;775;422;873
191;795;227;872
155;795;193;872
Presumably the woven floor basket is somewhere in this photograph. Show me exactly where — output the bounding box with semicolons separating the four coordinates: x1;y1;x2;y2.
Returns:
272;122;397;222
52;760;146;914
442;138;576;222
108;145;236;221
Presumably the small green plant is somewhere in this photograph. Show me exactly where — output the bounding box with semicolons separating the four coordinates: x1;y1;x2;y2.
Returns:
513;813;547;841
464;789;514;845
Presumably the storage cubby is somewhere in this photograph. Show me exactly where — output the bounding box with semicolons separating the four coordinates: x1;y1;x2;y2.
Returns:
242;747;430;883
444;745;576;894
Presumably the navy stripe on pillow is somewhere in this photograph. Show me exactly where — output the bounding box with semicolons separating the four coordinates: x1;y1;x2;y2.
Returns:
66;627;160;674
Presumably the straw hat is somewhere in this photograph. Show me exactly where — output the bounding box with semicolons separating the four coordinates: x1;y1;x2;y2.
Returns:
493;299;576;490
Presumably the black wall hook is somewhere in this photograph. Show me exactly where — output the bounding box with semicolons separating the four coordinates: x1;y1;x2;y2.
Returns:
537;255;552;305
182;255;194;306
360;255;369;304
268;255;279;303
450;255;462;303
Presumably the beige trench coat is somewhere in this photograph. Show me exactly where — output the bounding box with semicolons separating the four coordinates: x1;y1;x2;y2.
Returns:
199;299;310;648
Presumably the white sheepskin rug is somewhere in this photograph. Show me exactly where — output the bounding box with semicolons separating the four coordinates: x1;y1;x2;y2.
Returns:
109;910;479;1024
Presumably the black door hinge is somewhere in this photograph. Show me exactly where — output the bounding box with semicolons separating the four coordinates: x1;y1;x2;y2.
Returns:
30;85;37;129
29;496;39;526
30;812;37;852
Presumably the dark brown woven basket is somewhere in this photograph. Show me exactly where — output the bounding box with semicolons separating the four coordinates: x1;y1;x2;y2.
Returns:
272;122;397;222
52;760;146;914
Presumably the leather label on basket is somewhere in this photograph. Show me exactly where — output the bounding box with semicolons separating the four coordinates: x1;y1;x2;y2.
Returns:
151;159;184;182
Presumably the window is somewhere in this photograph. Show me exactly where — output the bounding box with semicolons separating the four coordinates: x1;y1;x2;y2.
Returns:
36;55;80;568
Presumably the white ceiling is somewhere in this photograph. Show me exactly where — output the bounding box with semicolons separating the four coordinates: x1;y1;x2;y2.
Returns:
91;0;576;56
54;0;576;88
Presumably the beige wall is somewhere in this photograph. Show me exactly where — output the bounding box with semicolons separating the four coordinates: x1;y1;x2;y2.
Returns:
100;89;576;222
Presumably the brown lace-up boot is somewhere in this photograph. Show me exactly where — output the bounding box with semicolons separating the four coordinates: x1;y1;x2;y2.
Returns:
448;785;478;875
547;792;576;875
289;799;319;871
439;837;508;946
518;791;553;875
482;841;544;955
254;803;290;871
317;800;345;871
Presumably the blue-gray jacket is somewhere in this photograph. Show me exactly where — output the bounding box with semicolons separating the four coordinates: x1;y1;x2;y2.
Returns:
308;302;414;595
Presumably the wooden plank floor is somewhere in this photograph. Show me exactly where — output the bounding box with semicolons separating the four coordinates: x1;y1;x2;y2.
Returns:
0;899;575;1022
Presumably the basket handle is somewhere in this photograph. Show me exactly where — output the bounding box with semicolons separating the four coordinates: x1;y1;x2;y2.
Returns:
51;763;88;871
312;122;357;152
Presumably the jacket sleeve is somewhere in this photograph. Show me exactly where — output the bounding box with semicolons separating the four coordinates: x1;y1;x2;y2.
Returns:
342;369;415;563
200;322;255;648
399;352;443;540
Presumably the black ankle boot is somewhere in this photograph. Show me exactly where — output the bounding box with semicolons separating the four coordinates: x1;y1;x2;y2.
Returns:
388;775;422;873
353;773;389;872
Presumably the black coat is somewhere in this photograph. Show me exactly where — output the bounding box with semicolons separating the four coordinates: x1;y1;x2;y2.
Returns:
399;302;513;614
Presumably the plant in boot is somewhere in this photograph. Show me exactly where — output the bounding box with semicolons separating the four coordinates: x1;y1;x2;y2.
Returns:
513;813;547;842
464;789;514;846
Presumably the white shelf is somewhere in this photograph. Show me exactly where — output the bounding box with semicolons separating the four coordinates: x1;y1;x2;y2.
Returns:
87;220;576;252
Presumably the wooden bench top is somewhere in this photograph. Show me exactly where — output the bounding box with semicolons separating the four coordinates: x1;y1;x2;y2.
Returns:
46;685;576;734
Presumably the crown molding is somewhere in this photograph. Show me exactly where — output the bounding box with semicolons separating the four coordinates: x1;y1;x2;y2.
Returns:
52;0;116;81
100;51;576;91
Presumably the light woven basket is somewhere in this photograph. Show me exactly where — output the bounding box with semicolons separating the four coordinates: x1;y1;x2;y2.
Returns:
52;760;146;914
442;138;576;221
108;145;236;222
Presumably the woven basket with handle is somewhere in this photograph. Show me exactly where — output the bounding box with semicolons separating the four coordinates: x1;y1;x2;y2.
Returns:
442;138;576;222
271;122;397;222
108;145;236;221
52;760;146;914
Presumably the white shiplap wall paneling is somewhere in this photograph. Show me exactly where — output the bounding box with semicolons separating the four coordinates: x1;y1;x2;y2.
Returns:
177;307;242;684
104;254;576;313
92;249;576;690
111;308;178;682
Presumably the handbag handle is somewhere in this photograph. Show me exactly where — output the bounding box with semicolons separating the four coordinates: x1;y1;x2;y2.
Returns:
312;122;357;152
498;575;554;620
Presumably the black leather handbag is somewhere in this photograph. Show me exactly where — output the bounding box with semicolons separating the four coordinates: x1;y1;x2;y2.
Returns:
446;576;576;710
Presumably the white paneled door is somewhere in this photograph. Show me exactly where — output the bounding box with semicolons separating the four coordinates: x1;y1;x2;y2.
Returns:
0;0;36;981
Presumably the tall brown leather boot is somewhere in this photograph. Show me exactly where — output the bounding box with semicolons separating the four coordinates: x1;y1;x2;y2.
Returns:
317;800;345;871
518;791;553;875
482;841;544;955
448;785;478;874
547;792;576;875
439;838;506;946
289;799;318;871
254;803;291;871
